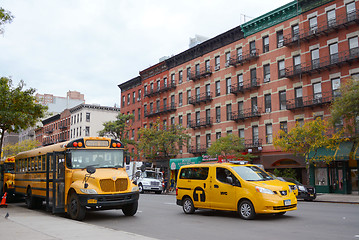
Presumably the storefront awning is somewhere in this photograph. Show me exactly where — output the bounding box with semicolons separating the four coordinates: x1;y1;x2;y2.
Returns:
169;157;202;170
308;142;354;162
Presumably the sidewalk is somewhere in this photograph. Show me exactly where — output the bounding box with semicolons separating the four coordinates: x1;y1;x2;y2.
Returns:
313;193;359;204
0;204;157;240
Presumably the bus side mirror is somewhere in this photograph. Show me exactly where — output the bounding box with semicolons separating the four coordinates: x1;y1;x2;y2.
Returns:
125;152;130;165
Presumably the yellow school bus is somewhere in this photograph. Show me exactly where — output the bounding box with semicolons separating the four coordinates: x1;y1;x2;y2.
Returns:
0;157;16;199
14;137;139;220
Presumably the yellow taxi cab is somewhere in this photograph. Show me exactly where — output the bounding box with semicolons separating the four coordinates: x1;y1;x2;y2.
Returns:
176;162;297;220
266;172;298;197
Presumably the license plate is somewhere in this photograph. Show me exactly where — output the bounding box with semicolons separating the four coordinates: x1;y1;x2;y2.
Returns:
284;199;291;206
88;199;97;204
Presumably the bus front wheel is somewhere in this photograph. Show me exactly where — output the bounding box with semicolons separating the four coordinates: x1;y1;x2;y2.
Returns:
122;201;138;216
67;192;86;221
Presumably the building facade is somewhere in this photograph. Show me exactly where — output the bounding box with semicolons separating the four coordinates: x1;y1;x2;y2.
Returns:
119;0;359;194
69;104;120;140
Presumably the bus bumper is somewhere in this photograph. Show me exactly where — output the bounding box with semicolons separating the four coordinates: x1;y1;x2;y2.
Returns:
77;192;139;209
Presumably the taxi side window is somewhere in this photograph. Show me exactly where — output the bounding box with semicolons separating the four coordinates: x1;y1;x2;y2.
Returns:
180;167;209;180
216;167;240;186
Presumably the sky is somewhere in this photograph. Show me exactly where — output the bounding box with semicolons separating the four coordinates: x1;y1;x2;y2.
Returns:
0;0;292;107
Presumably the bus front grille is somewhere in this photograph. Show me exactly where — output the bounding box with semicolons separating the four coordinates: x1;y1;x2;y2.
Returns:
99;178;128;192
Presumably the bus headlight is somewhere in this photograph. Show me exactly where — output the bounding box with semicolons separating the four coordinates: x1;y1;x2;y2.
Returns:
132;186;139;192
255;186;275;195
80;188;98;194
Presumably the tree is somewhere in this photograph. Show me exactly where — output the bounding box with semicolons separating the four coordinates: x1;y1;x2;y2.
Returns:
273;117;344;164
330;77;359;138
206;134;253;161
2;139;40;158
0;7;14;34
136;119;190;161
0;77;47;155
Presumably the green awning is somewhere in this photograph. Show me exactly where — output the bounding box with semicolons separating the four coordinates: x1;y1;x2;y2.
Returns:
169;157;202;170
308;142;355;162
335;142;354;161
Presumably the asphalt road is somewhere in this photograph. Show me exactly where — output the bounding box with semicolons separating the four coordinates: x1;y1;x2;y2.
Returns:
82;194;359;240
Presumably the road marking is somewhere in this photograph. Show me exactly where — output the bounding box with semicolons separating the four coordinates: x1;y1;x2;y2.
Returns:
164;202;176;205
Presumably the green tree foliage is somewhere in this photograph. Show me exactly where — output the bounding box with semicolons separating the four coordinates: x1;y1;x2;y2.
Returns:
2;139;40;158
0;7;14;34
273;168;297;180
0;77;47;155
98;113;135;146
330;78;359;138
206;134;253;161
136;119;190;161
273;117;344;163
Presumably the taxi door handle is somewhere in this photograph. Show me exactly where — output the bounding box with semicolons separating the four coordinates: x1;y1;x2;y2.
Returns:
204;183;206;188
214;185;219;188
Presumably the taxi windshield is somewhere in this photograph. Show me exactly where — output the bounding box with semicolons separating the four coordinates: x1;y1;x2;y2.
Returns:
231;165;273;181
69;149;124;169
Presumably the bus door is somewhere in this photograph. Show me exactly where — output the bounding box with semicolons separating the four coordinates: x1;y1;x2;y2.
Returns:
46;152;65;213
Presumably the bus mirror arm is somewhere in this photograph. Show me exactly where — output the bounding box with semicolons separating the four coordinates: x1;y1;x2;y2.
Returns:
83;166;96;188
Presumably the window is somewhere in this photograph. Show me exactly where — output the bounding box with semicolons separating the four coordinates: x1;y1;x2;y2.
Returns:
206;134;211;148
127;93;130;105
179;167;209;180
179;115;183;126
349;37;359;57
329;43;339;64
138;89;142;101
238;101;244;114
215;56;220;70
132;91;136;103
195;64;200;76
237;47;243;61
166;76;170;87
311;49;320;69
295;87;303;108
280;121;288;134
187;113;191;128
131;129;135;140
179;70;183;84
237;74;243;89
85;126;90;136
278;60;285;78
263;64;270;82
266;124;273;144
216;132;221;140
138;108;141;120
309;17;318;33
195;135;200;149
156;100;160;112
195;87;200;101
186;67;191;81
279;90;286;110
157;80;160;91
215;106;221;123
122;96;125;107
293;55;301;72
179;93;183;107
250;41;256;55
225;52;231;67
171;95;175;107
332;78;341;98
206;109;211;124
296;118;304;127
227;130;232;135
238;128;244;139
292;24;299;41
144;85;148;95
265;94;271;113
205;60;210;72
205;84;211;97
313;82;322;102
86;112;90;122
150;83;154;92
226;77;231;94
150;102;153;113
252;126;259;144
250;68;257;86
163;98;167;109
187;90;191;104
163;120;167;130
263;36;269;53
327;9;336;27
226;104;232;121
251;97;258;113
347;2;356;21
277;30;284;48
215;81;221;96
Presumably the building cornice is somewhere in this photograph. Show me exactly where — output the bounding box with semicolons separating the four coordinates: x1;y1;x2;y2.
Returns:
69;103;120;113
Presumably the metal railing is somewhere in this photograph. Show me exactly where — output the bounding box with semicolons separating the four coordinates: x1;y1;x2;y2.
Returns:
189;117;213;129
144;82;177;97
189;66;212;81
188;92;213;105
229;49;259;67
231;107;262;121
286;91;337;110
230;78;260;95
144;103;177;117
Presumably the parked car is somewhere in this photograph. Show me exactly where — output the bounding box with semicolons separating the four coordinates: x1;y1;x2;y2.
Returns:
266;172;298;197
279;177;316;201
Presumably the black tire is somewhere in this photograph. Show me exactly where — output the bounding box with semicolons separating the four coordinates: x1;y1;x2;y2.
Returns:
182;197;195;214
155;191;162;194
275;211;286;216
138;183;144;194
238;200;256;220
122;201;138;216
67;192;86;221
25;187;42;209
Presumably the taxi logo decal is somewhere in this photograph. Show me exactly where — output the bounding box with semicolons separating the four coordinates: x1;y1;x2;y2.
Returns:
193;187;206;202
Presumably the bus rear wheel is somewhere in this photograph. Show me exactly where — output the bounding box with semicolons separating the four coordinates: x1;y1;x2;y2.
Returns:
25;187;42;209
67;193;86;221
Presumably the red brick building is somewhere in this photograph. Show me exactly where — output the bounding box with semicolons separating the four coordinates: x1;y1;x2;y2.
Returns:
119;0;359;194
41;109;71;146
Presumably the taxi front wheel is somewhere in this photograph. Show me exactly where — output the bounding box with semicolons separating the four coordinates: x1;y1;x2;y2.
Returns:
182;197;195;214
238;200;256;220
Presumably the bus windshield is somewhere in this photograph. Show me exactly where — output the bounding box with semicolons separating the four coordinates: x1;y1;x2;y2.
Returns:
4;162;15;173
231;165;273;181
69;149;124;169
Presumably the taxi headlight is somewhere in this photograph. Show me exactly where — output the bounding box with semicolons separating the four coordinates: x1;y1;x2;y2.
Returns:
132;186;139;192
255;186;275;195
80;188;98;194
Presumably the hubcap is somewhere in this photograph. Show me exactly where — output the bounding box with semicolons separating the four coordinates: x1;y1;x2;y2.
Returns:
241;203;251;218
184;200;191;212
